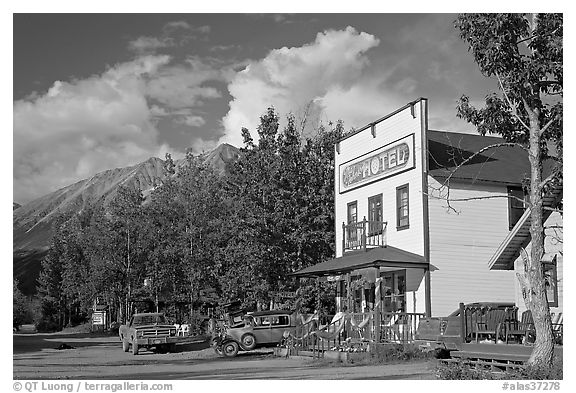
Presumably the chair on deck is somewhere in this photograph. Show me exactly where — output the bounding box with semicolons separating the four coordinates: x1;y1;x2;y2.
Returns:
474;309;508;343
177;324;190;336
349;313;372;340
503;310;534;344
381;313;400;342
314;316;347;341
551;312;563;345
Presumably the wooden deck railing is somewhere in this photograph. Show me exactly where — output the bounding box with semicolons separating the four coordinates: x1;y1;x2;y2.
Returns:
343;218;387;252
292;311;426;356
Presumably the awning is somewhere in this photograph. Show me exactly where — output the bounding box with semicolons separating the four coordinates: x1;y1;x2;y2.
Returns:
291;245;427;278
488;186;562;271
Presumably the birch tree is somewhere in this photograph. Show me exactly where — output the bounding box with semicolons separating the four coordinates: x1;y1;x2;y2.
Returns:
454;13;562;366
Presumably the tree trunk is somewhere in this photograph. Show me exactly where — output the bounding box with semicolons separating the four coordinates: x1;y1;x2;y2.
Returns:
518;111;554;366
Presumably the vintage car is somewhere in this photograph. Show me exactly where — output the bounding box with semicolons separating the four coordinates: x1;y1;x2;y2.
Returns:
414;302;516;355
119;312;179;355
212;309;298;357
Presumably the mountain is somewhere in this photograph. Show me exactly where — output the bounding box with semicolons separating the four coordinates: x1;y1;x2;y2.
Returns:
13;143;241;295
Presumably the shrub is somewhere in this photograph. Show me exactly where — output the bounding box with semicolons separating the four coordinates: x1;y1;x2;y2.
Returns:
35;318;60;333
353;343;433;365
436;356;563;380
507;357;563;380
436;360;498;380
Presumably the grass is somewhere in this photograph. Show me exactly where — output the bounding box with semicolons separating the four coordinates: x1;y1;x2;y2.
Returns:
314;343;435;367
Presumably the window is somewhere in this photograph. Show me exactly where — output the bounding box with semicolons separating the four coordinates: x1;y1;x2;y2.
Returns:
347;201;358;242
380;270;406;312
508;187;527;229
368;194;383;235
396;184;409;230
271;315;289;326
542;256;559;307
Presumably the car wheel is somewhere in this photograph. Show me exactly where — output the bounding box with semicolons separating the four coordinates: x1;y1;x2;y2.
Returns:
122;339;130;352
222;341;239;358
240;333;257;350
132;340;139;355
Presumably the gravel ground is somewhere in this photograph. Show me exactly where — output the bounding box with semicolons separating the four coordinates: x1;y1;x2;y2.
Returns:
13;329;437;380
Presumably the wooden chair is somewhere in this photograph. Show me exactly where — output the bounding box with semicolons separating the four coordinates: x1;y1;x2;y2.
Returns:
381;313;400;342
504;310;534;344
475;309;508;343
551;312;563;345
349;313;372;340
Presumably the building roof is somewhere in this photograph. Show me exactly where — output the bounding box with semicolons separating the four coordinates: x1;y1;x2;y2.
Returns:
488;186;563;270
427;130;531;185
291;246;427;278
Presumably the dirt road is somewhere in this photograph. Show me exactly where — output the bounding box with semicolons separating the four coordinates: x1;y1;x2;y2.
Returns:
13;330;436;380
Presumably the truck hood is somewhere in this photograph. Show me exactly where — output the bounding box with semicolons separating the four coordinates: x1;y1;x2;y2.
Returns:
133;324;175;330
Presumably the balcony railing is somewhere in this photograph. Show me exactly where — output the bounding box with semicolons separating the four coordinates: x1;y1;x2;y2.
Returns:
342;218;387;252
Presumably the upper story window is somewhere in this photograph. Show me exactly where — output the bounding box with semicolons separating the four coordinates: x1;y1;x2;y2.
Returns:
508;187;527;229
347;201;358;241
396;184;409;230
368;194;383;235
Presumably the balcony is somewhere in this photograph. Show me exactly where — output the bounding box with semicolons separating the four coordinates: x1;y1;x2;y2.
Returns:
342;218;387;253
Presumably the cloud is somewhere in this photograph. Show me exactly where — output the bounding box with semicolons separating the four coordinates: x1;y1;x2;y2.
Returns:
180;115;206;127
13;54;224;204
128;36;174;53
145;58;224;108
163;20;191;31
130;22;211;55
219;26;404;146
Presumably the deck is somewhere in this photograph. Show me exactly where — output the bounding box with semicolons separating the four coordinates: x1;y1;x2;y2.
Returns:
443;343;563;370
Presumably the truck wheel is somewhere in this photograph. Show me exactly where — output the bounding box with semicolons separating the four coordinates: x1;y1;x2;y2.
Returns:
132;341;139;355
168;343;177;353
122;339;130;352
240;333;256;350
222;341;239;358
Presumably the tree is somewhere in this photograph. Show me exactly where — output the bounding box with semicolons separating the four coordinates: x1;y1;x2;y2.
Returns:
13;279;31;329
454;13;562;366
223;107;343;310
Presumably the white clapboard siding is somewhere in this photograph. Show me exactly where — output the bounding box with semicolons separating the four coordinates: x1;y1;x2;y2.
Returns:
513;211;563;315
335;100;426;258
427;177;516;316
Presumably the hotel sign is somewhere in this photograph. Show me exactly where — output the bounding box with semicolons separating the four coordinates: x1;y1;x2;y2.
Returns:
339;134;415;192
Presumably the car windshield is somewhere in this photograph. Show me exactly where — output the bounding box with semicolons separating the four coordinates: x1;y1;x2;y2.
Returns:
132;315;166;326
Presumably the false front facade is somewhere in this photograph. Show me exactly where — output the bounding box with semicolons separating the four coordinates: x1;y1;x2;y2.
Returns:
295;98;531;319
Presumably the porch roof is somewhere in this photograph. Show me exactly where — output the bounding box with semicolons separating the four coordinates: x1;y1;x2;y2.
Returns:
291;245;427;278
488;186;562;271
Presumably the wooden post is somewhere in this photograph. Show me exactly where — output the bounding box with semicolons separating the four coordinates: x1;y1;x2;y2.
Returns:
374;268;381;342
346;273;351;312
425;267;431;317
342;222;346;253
362;217;367;252
459;302;466;343
316;277;321;312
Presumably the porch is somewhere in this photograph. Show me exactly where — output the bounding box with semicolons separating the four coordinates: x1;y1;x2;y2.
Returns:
291;235;431;355
287;310;425;358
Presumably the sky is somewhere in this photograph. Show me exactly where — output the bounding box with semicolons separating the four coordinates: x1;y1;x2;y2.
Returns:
12;12;510;205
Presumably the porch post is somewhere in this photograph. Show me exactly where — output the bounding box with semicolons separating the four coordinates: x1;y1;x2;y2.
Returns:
346;273;351;312
374;267;381;342
316;277;321;311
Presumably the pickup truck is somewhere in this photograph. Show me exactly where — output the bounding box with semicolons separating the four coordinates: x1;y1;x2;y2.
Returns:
414;302;516;355
119;312;179;355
